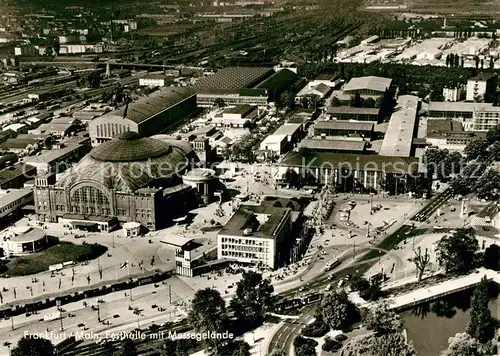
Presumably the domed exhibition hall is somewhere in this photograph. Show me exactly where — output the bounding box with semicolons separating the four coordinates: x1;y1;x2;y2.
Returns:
34;132;200;231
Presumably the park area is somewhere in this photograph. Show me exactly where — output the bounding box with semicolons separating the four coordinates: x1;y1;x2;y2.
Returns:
0;237;107;277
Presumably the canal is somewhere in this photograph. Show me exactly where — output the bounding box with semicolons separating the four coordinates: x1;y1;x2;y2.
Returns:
400;283;499;356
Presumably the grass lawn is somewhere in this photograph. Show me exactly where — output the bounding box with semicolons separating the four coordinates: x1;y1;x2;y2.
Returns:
361;226;427;261
477;202;499;218
1;237;107;277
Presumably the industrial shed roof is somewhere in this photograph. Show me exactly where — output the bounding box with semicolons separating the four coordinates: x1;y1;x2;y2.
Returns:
300;139;367;152
111;87;195;124
327;106;380;115
343;76;392;93
195;67;273;93
315;121;374;131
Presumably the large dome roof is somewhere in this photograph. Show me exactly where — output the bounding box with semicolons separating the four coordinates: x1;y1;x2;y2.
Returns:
91;131;172;162
56;134;197;193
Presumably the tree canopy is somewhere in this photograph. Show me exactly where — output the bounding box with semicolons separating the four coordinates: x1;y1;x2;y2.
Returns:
440;332;487;356
475;168;500;201
188;288;229;353
12;336;54;356
319;291;359;330
483;244;499;271
114;338;137;356
436;228;479;274
361;305;403;335
342;332;416;356
467;277;494;344
229;271;274;327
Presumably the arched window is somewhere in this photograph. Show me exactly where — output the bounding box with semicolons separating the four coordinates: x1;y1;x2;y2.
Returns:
72;186;110;211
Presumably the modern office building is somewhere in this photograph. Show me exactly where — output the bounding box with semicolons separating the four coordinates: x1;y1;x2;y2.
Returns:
217;204;293;269
88;87;197;146
427;102;500;131
34;132;199;231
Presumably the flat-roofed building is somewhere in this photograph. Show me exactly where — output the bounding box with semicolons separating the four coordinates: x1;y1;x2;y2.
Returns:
259;134;288;155
314;120;374;139
472;104;500;131
217;204;293;269
0;226;48;256
427;102;500;131
379;95;419;157
212;105;260;128
427;101;475;128
3;123;27;134
89;87;197;146
139;74;170;87
161;235;198;277
259;123;303;155
426;119;486;151
31;122;78;137
300;139;367;154
327;106;380;122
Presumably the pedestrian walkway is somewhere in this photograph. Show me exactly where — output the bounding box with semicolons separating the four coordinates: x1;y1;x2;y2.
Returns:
385;268;499;311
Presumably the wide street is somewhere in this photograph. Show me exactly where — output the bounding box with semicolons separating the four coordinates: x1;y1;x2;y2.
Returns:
0;160;476;356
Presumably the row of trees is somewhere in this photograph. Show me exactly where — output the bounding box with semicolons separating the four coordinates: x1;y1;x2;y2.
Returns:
424;124;500;200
